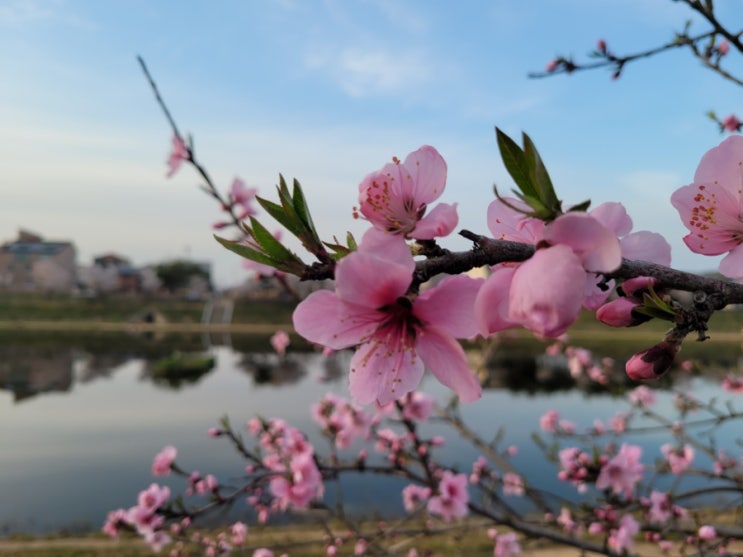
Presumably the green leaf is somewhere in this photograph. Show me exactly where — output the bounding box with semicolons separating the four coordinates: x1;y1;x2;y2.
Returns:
248;216;301;263
567;199;592;212
256;195;305;237
292;178;318;236
495;127;538;199
522;132;561;214
214;235;278;267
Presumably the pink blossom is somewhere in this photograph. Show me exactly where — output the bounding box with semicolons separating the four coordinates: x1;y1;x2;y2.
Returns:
717;39;730;56
539;410;559;433
166;134;188;177
402;484;431;512
595;444;644;498
493;531;521;557
722;114;741;133
354;538;368;555
671;136;743;278
661;443;694;474
293;229;482;405
355;146;458;239
545;59;559;72
628;385;656;407
590;202;671;267
597;39;607;53
645;490;673;523
502;472;525;496
608;514;639;553
400;391;435;422
508;245;587;337
722;373;743;393
252;550;274;557
230;177;258;216
270;330;290;356
152;445;177;476
269;451;323;510
427;471;469;521
698;525;717;540
230;522;248;545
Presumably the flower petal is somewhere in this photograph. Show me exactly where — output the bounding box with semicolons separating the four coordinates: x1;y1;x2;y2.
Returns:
348;341;424;405
335;250;411;308
473;265;519;335
543;212;622;273
590;202;633;237
293;290;379;349
719;244;743;279
509;246;586;338
411;202;458;239
620;231;671;266
415;273;483;339
486;197;544;243
416;326;481;402
404;145;447;205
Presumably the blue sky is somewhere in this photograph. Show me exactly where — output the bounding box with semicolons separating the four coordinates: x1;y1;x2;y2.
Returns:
2;0;741;287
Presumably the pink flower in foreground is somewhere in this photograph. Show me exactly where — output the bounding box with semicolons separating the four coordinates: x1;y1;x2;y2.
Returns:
595;444;644;498
427;471;469;521
166;134;188;177
270;330;290;356
481;201;622;337
152;445;177;476
671;135;743;278
293;229;482;405
354;146;458;239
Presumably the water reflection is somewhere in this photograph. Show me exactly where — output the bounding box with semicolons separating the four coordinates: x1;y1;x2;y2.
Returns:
1;331;742;535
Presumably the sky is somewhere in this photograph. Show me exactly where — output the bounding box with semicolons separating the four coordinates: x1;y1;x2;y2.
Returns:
1;0;742;288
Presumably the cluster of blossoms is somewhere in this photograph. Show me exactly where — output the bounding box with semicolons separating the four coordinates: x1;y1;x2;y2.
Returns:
295;140;677;407
124;63;743;553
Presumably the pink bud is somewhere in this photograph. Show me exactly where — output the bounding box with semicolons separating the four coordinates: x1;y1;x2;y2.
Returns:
717;39;730;56
721;114;741;133
625;341;679;380
596;297;643;327
545;59;559;72
597;39;607;53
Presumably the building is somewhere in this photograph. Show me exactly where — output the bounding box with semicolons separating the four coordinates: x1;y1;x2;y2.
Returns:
0;230;77;293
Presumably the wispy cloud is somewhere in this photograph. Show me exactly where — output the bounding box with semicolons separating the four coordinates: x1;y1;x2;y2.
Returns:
305;46;432;98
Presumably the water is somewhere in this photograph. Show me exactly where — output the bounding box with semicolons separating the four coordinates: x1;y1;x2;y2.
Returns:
1;333;742;535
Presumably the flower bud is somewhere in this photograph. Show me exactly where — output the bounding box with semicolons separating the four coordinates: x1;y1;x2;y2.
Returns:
596;297;648;327
597;39;607;53
625;340;679;380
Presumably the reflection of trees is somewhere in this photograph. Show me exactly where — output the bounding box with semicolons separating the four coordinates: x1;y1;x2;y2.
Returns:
237;353;306;386
140;353;217;390
77;353;131;383
0;347;74;402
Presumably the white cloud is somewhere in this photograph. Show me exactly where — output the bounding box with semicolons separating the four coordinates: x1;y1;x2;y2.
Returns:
305;46;432;98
